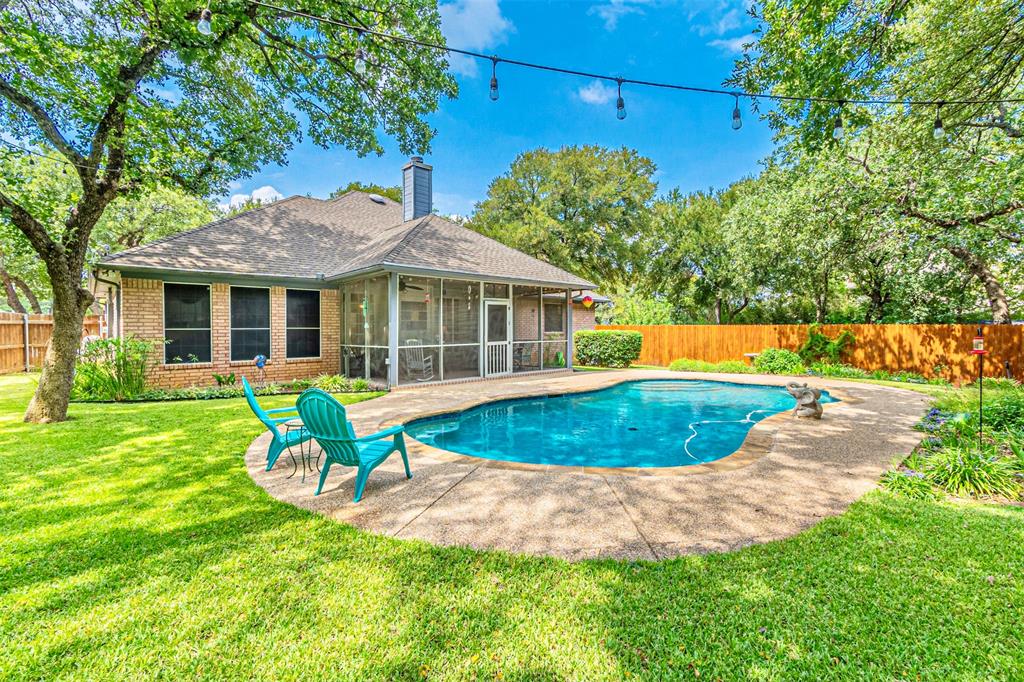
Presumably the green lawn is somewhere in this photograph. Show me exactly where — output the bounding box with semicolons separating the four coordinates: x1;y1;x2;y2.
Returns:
1;374;1022;680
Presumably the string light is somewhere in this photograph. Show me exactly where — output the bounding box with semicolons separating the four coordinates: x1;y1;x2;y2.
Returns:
196;2;213;35
731;94;742;130
354;31;367;76
616;79;626;120
489;57;499;102
833;101;845;140
933;102;945;140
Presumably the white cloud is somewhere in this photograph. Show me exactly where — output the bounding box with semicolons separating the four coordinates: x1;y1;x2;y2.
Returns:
691;6;743;36
707;32;756;54
588;0;653;30
218;185;284;212
576;79;618;105
439;0;514;77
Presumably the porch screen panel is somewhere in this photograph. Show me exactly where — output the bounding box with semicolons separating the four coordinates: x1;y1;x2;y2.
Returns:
398;276;441;385
441;279;480;381
542;288;568;368
343;276;390;381
512;286;541;372
164;283;211;363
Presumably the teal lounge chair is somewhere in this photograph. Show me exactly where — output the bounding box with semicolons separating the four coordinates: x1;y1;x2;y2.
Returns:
242;377;312;471
295;388;412;502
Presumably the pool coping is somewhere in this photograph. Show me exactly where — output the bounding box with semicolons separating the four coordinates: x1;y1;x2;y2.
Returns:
382;378;861;477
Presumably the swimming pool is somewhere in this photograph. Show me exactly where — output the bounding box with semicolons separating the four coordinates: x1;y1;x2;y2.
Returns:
405;380;836;468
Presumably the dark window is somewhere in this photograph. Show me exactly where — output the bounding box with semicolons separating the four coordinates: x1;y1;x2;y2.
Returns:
230;287;271;361
544;303;565;333
164;283;211;363
286;289;320;358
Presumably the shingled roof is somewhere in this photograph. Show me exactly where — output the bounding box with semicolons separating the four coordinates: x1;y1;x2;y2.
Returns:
100;191;595;289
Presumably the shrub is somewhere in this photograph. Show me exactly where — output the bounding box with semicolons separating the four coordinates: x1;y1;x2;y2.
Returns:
72;336;154;401
984;392;1024;433
313;374;352;392
880;469;941;500
753;348;805;375
573;330;643;368
212;372;236;387
925;446;1019;499
352;378;370;392
807;362;868;379
668;358;754;374
798;324;855;363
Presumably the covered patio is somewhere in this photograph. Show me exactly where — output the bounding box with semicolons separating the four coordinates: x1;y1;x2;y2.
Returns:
339;272;575;387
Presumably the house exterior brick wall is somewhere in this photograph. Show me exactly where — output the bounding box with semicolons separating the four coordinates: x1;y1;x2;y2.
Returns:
121;277;340;389
572;303;597;333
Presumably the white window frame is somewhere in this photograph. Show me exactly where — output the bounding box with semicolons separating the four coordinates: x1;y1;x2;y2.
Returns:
162;281;212;365
229;285;272;362
285;288;322;360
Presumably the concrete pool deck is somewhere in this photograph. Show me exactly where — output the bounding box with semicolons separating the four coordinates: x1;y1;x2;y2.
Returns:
245;369;930;560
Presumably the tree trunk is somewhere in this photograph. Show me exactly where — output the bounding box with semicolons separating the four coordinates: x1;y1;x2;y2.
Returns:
23;278;92;423
13;276;43;314
1;268;27;314
945;245;1013;324
713;297;723;324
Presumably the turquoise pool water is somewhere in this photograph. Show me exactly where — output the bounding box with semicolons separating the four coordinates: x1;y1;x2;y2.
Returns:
405;380;836;468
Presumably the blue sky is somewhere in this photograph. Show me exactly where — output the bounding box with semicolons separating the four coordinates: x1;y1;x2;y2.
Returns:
223;0;772;215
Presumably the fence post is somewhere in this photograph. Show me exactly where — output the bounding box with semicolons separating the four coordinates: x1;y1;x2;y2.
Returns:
23;313;30;372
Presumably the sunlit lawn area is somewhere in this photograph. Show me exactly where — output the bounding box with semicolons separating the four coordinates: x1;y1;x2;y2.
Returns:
1;372;1022;679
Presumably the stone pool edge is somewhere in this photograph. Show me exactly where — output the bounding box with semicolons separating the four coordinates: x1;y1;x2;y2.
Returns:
382;377;863;478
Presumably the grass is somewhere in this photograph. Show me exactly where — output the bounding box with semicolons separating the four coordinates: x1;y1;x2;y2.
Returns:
1;373;1023;679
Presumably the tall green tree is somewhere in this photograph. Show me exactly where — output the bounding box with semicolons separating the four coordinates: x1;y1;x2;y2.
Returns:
0;0;455;422
732;0;1023;322
467;145;657;286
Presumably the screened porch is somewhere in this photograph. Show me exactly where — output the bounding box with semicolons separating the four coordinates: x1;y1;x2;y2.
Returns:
340;273;573;387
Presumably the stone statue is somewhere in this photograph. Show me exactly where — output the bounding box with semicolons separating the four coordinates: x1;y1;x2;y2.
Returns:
786;382;823;419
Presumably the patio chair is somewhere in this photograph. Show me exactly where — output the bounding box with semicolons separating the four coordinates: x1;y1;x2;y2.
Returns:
242;376;312;471
295;388;412;502
404;340;434;382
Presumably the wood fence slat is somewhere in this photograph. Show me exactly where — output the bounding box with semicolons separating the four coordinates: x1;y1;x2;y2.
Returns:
596;323;1024;384
0;312;102;374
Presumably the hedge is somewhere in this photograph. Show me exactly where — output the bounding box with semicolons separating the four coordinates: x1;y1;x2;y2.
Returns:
573;330;643;368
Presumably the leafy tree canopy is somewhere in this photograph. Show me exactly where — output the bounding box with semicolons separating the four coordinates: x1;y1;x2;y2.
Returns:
330;181;402;202
467;145;657;287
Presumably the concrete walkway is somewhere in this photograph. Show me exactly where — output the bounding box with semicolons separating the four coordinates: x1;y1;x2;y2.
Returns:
245;370;929;560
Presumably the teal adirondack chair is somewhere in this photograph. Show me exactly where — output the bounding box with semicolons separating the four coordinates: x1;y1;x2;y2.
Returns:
295;388;412;502
242;377;312;471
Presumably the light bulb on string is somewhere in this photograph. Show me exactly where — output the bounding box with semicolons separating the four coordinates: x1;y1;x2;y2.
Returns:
196;4;213;35
615;79;626;120
933;102;945;140
832;100;845;140
731;94;742;130
489;57;499;101
354;32;367;75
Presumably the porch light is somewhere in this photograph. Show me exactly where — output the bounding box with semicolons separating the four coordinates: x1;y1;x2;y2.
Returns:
196;7;213;35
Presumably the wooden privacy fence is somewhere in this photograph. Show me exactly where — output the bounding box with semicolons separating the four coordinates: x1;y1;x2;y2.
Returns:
0;312;101;374
596;324;1024;384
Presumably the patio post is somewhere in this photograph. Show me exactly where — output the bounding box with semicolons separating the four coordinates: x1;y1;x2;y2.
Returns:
388;271;399;387
565;290;573;370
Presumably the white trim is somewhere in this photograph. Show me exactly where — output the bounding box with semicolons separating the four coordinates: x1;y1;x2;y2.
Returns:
285;288;322;360
229;285;271;362
162;281;213;365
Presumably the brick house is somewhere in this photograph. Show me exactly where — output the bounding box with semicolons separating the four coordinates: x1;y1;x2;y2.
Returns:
94;157;602;388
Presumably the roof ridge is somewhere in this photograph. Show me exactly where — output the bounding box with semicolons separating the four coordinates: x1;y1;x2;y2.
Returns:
377;215;434;264
101;195;310;263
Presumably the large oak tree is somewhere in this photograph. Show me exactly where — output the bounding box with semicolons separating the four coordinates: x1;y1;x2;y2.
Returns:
0;0;455;422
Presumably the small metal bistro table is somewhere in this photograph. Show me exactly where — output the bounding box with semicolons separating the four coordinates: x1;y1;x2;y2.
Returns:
283;419;318;482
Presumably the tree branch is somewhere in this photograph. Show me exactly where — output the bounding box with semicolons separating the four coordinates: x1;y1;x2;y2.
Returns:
899;200;1023;243
0;78;85;166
